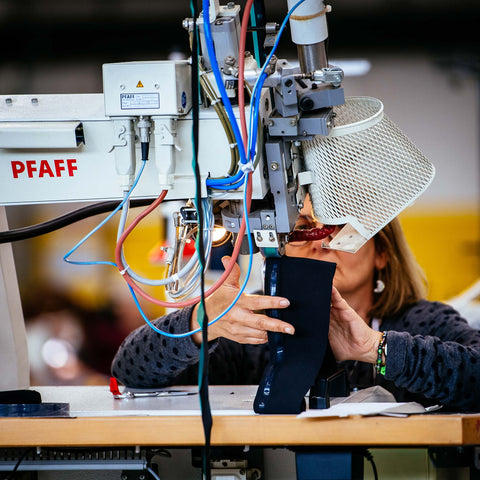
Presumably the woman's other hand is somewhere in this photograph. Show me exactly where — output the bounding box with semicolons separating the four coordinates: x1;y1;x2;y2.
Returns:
328;287;382;363
190;256;294;345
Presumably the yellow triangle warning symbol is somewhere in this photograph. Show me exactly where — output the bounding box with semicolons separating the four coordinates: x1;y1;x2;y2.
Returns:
136;80;144;88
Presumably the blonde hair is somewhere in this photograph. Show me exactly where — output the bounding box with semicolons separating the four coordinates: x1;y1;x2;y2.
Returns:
370;218;428;319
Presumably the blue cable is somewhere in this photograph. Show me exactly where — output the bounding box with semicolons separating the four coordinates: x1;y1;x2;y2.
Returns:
247;72;267;163
203;0;247;189
63;160;147;266
247;0;307;162
207;0;307;189
132;171;254;338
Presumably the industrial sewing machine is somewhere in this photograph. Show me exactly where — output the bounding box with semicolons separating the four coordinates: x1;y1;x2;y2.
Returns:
0;0;435;413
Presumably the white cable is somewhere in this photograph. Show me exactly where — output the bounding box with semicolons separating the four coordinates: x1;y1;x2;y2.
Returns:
147;467;161;480
116;197;213;293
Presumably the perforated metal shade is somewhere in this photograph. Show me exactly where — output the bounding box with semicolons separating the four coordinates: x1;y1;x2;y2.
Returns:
303;96;435;252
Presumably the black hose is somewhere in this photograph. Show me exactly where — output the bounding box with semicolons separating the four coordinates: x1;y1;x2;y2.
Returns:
0;198;155;244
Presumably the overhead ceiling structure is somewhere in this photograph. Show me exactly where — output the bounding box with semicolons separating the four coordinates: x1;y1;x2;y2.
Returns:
0;0;479;64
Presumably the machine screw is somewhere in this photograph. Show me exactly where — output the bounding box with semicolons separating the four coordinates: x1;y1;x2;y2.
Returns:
270;162;279;171
178;107;184;113
182;18;194;32
120;84;126;90
225;55;236;66
267;120;274;127
31;97;39;104
227;1;235;8
289;119;297;126
5;98;12;105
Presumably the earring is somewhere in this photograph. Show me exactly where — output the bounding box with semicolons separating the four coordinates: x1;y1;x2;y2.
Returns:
374;279;385;293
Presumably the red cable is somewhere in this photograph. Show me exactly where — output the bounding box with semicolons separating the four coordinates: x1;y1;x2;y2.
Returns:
115;177;253;308
115;4;256;309
238;0;254;149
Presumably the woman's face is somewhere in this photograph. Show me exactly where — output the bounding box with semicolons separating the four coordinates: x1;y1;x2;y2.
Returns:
284;197;386;298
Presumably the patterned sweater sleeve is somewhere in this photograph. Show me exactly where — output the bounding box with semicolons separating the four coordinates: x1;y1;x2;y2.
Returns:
111;306;270;388
383;301;480;411
111;305;206;388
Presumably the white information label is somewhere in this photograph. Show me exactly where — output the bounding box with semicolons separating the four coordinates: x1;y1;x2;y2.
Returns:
120;93;160;110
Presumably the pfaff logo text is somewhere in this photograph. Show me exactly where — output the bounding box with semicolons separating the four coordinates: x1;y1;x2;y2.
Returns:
11;159;78;179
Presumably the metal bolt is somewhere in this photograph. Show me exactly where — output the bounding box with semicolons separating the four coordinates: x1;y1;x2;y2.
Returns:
256;232;263;242
178;107;184;113
289;119;297;127
121;475;128;480
270;162;279;171
120;84;126;90
269;232;276;242
5;98;12;105
183;18;195;32
225;55;236;66
31;97;39;104
139;475;145;480
265;215;271;221
230;222;236;228
267;120;274;127
154;84;160;89
227;1;235;8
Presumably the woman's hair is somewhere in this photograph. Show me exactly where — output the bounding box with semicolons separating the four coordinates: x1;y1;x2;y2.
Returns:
370;217;428;319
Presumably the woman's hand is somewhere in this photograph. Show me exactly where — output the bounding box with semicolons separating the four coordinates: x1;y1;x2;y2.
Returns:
190;256;294;345
328;287;382;363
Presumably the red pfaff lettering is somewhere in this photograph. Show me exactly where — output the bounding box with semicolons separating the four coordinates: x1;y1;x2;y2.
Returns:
11;161;25;179
39;160;55;178
54;159;65;176
10;159;78;179
26;160;37;178
67;159;77;177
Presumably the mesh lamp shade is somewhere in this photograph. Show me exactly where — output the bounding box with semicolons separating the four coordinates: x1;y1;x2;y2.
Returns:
303;97;435;252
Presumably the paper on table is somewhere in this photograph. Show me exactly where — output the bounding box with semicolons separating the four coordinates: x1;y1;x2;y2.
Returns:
297;401;429;418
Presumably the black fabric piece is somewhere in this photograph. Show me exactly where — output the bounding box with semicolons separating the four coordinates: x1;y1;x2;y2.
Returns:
0;389;42;404
254;256;336;414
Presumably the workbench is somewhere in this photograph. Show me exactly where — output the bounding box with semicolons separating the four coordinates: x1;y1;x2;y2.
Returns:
0;386;479;480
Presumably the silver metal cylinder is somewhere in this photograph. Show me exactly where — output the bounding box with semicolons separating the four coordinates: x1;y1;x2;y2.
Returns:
297;42;328;73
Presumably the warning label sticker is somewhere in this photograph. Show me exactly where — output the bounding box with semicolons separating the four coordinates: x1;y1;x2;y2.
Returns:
120;93;160;110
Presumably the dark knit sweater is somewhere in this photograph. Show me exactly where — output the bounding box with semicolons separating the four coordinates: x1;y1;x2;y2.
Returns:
111;300;480;411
